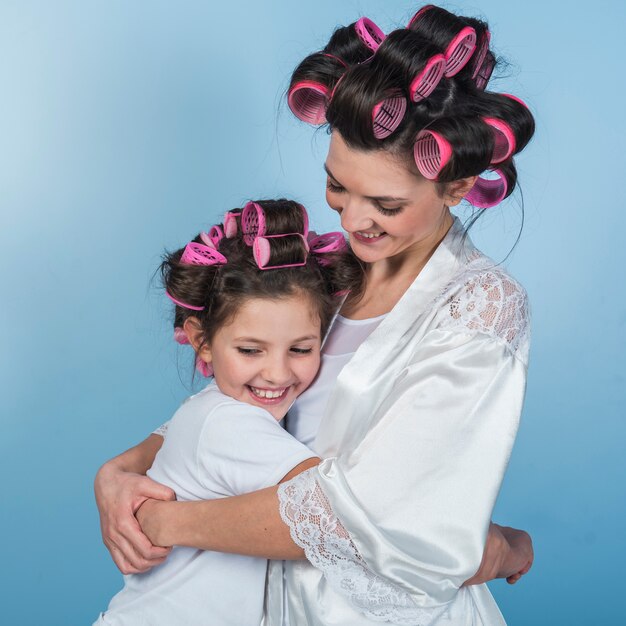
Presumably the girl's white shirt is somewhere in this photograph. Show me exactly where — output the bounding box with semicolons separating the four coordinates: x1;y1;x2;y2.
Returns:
267;217;529;626
96;384;314;626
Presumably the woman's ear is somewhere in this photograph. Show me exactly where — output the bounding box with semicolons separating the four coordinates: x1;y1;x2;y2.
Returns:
444;176;477;207
183;317;212;362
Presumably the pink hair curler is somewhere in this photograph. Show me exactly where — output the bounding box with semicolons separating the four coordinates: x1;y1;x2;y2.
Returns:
407;5;435;28
409;54;446;102
195;355;213;378
413;130;452;180
241;201;265;245
181;242;228;266
174;327;190;345
322;53;347;67
474;51;495;90
465;169;508;208
199;224;223;249
223;211;241;239
354;17;386;52
241;201;309;246
502;93;528;108
372;94;407;139
471;30;491;80
483;117;516;164
444;26;477;77
288;80;330;125
166;291;205;312
252;234;309;270
199;232;216;248
309;231;347;266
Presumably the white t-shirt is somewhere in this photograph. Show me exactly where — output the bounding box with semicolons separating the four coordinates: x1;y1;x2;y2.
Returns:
288;314;387;449
95;382;314;626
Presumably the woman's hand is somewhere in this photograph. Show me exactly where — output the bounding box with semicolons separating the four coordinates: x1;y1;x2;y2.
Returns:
463;523;533;586
95;444;175;574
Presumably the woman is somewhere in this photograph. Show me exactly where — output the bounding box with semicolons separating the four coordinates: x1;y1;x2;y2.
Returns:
96;5;535;624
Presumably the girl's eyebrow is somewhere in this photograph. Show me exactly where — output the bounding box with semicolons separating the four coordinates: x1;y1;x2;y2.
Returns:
234;336;319;343
324;163;409;203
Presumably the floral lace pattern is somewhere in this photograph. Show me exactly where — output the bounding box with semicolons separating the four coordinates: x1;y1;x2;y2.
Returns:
438;256;530;365
278;469;448;625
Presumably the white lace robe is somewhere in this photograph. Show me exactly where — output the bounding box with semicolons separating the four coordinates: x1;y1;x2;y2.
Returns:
270;218;529;625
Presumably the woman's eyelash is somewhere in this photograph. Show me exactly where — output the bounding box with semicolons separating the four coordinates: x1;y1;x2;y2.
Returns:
328;179;402;216
326;180;344;193
375;204;402;216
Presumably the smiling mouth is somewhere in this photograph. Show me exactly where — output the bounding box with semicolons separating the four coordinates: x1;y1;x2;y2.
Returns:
353;231;387;242
247;385;290;402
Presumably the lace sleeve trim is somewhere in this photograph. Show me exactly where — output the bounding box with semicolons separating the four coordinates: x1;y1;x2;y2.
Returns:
439;266;530;365
278;469;448;625
152;422;169;437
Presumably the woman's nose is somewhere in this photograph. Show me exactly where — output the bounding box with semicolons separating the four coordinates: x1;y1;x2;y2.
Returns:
336;198;373;233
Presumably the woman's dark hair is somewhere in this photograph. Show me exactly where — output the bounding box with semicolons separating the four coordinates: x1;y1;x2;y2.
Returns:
288;5;535;199
161;199;363;357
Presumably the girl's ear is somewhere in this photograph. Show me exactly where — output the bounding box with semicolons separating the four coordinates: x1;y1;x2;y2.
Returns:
444;176;477;207
183;317;212;362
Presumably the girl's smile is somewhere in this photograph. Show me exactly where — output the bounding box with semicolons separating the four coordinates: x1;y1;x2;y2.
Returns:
197;294;323;421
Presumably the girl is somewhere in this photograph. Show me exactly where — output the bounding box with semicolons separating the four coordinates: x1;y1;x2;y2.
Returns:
97;5;535;625
94;199;361;625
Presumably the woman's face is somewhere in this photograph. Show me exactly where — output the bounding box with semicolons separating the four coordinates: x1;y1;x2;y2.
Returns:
324;131;459;265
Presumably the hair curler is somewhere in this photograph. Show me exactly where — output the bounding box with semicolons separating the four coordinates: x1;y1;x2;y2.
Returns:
180;242;228;266
372;94;407;139
444;26;477;77
309;231;348;266
253;234;309;270
471;30;491;80
409;54;446;102
354;17;386;52
223;211;241;238
413;129;452;180
407;5;435;28
465;169;508;208
474;51;495;90
483;117;516;164
288;80;330;125
241;201;309;246
199;224;224;248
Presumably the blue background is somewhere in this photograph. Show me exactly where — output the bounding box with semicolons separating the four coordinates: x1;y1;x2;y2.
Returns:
1;1;624;624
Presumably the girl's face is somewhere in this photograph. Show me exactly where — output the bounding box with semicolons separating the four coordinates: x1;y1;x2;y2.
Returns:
324;131;466;265
198;293;322;421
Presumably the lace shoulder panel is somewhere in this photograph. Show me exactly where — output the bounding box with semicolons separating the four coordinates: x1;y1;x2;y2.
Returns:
437;259;530;364
278;469;448;625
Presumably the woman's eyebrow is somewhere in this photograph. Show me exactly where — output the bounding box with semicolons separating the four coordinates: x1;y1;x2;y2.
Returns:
324;163;408;203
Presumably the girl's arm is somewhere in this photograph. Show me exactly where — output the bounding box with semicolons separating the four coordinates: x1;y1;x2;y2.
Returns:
95;433;175;574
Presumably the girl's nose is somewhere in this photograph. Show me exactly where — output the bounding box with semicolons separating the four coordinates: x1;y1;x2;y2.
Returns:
262;356;292;386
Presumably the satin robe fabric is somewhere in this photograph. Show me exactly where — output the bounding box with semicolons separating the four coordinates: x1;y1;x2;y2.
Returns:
267;218;529;625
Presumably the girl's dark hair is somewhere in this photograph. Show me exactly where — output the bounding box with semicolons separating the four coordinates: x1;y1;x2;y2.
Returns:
289;5;535;199
161;199;363;355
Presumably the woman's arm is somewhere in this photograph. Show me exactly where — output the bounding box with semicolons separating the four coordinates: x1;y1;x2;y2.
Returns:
95;433;176;574
136;465;531;582
136;456;320;559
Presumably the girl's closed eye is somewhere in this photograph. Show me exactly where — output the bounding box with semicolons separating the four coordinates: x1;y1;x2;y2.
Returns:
237;347;261;355
290;346;314;355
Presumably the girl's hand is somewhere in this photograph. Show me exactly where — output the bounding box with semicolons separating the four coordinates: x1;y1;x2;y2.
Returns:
95;460;175;574
463;523;533;586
